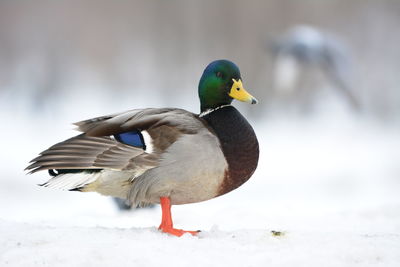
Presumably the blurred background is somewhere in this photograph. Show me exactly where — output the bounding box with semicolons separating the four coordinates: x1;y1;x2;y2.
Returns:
0;0;399;233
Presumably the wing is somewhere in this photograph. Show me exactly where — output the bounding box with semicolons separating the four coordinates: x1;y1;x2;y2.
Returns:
25;134;156;173
74;108;202;136
26;108;205;174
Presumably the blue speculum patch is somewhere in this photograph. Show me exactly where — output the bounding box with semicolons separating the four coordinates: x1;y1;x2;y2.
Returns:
114;131;146;149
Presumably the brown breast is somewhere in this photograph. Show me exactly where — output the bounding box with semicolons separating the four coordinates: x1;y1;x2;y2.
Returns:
200;106;259;196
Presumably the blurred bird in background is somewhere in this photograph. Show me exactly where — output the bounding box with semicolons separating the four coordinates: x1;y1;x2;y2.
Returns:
271;25;360;113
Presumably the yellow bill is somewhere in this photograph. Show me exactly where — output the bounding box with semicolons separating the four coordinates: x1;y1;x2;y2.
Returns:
229;79;258;104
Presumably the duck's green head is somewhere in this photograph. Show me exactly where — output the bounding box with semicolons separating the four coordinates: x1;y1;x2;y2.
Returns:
198;60;258;112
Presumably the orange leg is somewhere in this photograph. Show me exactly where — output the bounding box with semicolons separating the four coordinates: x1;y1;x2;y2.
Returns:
158;197;199;237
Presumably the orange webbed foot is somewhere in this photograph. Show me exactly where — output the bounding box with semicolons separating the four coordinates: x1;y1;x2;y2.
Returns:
158;196;200;237
158;225;200;237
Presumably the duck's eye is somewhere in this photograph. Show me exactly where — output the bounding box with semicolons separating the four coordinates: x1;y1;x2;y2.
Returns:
236;87;240;91
216;71;223;78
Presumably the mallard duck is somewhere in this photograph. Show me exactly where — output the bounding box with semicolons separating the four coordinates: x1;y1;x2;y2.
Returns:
26;60;259;237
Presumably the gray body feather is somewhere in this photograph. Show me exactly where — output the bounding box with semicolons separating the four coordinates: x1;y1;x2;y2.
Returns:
26;108;228;206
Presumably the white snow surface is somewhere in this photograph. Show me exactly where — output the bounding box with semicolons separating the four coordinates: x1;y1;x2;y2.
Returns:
1;98;400;266
1;220;399;267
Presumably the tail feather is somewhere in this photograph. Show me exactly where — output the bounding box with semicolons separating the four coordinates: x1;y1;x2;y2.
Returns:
40;171;101;191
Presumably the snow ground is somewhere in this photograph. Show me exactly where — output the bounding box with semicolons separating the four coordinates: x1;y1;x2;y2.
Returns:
1;99;400;266
1;220;399;267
